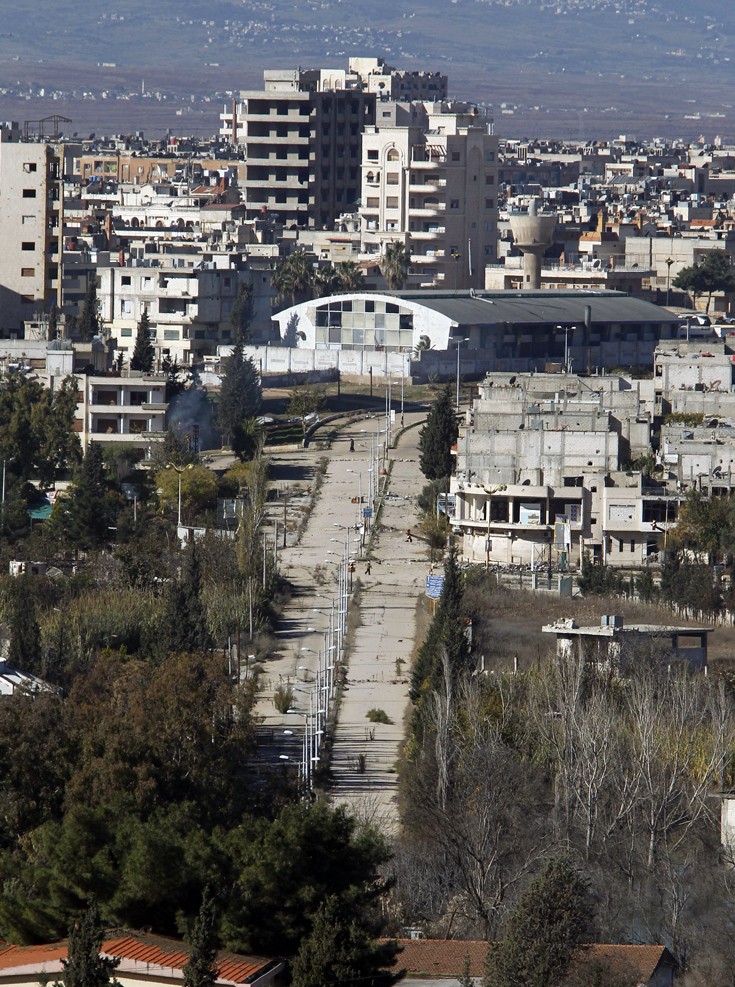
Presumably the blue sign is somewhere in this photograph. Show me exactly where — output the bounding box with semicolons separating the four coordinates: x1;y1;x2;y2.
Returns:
426;574;445;600
363;507;373;518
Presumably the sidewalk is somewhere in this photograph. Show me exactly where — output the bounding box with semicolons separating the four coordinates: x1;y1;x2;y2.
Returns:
328;425;427;833
254;416;428;833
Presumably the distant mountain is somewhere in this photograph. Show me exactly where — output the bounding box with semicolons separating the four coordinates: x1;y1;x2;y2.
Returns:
1;0;735;138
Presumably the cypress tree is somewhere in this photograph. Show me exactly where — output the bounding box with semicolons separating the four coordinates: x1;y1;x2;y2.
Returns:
229;281;254;344
162;543;211;654
56;899;119;987
183;889;219;987
7;575;41;674
418;386;458;481
66;443;109;549
484;859;591;987
78;280;100;342
217;336;261;459
130;307;155;372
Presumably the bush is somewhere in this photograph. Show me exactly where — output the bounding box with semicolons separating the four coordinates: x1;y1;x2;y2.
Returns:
366;708;393;724
273;684;295;714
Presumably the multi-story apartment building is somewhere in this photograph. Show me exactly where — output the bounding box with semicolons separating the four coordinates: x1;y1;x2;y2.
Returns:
221;68;375;229
220;59;449;230
97;242;277;366
450;372;677;569
359;101;498;289
0;124;62;336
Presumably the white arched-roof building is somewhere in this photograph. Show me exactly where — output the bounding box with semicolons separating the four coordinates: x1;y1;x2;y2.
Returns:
272;292;453;353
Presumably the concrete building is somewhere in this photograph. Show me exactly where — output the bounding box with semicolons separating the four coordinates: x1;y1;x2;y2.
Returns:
0;125;62;336
221;67;375;229
359;101;498;289
450;372;679;569
272;290;679;373
542;616;711;672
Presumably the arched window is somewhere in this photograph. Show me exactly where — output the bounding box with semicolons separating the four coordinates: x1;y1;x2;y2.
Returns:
387;148;400;162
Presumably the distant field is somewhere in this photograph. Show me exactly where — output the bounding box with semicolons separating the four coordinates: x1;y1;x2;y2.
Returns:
1;0;734;140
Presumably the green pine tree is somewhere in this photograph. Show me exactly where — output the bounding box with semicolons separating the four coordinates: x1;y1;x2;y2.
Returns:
484;859;591;987
217;337;261;460
65;443;110;549
56;898;119;987
184;889;219;987
162;543;211;654
7;575;41;674
418;386;458;481
130;307;155;372
291;895;403;987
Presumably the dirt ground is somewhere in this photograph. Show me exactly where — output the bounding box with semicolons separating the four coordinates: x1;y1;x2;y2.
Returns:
464;582;735;672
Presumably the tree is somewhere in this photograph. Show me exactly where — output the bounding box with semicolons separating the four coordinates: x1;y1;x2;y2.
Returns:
288;383;326;439
7;575;41;675
78;280;101;342
336;260;365;292
156;465;217;523
272;250;315;308
48;303;59;341
221;801;390;955
699;249;735;314
314;264;342;299
217;337;261;459
56;898;119;987
291;895;403;987
418;386;458;481
381;241;408;291
184;889;219;987
64;443;112;549
229;281;254;344
484;859;591;987
130;307;155;372
161;543;211;654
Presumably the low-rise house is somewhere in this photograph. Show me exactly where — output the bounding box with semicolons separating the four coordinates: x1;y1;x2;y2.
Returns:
386;938;676;987
0;931;285;987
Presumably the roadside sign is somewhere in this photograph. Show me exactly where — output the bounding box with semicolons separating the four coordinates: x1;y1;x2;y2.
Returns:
363;507;373;518
426;574;445;600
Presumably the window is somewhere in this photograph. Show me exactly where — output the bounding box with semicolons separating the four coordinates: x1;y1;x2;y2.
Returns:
451;151;461;161
21;241;35;251
121;275;131;286
485;174;495;184
23;162;37;173
20;267;34;277
121;300;133;316
367;149;379;161
22;188;36;198
450;199;459;209
386;196;399;208
485;151;495;162
386;172;399;185
121;327;133;337
630;539;635;552
366;197;379;207
22;215;35;224
387;148;400;161
485;198;495;209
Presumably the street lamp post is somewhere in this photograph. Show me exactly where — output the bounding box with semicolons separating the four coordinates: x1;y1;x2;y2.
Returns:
452;337;469;410
665;257;674;307
166;462;193;528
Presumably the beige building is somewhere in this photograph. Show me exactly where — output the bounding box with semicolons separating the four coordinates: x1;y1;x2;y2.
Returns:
359;101;498;289
0;125;62;336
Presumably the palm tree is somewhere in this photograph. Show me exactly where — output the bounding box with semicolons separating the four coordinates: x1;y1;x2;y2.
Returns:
381;240;408;290
336;260;365;292
272;250;315;307
314;264;342;298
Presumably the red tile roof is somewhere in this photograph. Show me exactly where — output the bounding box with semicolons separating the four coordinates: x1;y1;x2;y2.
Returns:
386;939;674;984
0;931;281;986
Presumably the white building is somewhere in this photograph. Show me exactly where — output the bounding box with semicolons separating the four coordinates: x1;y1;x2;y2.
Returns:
359;101;498;289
